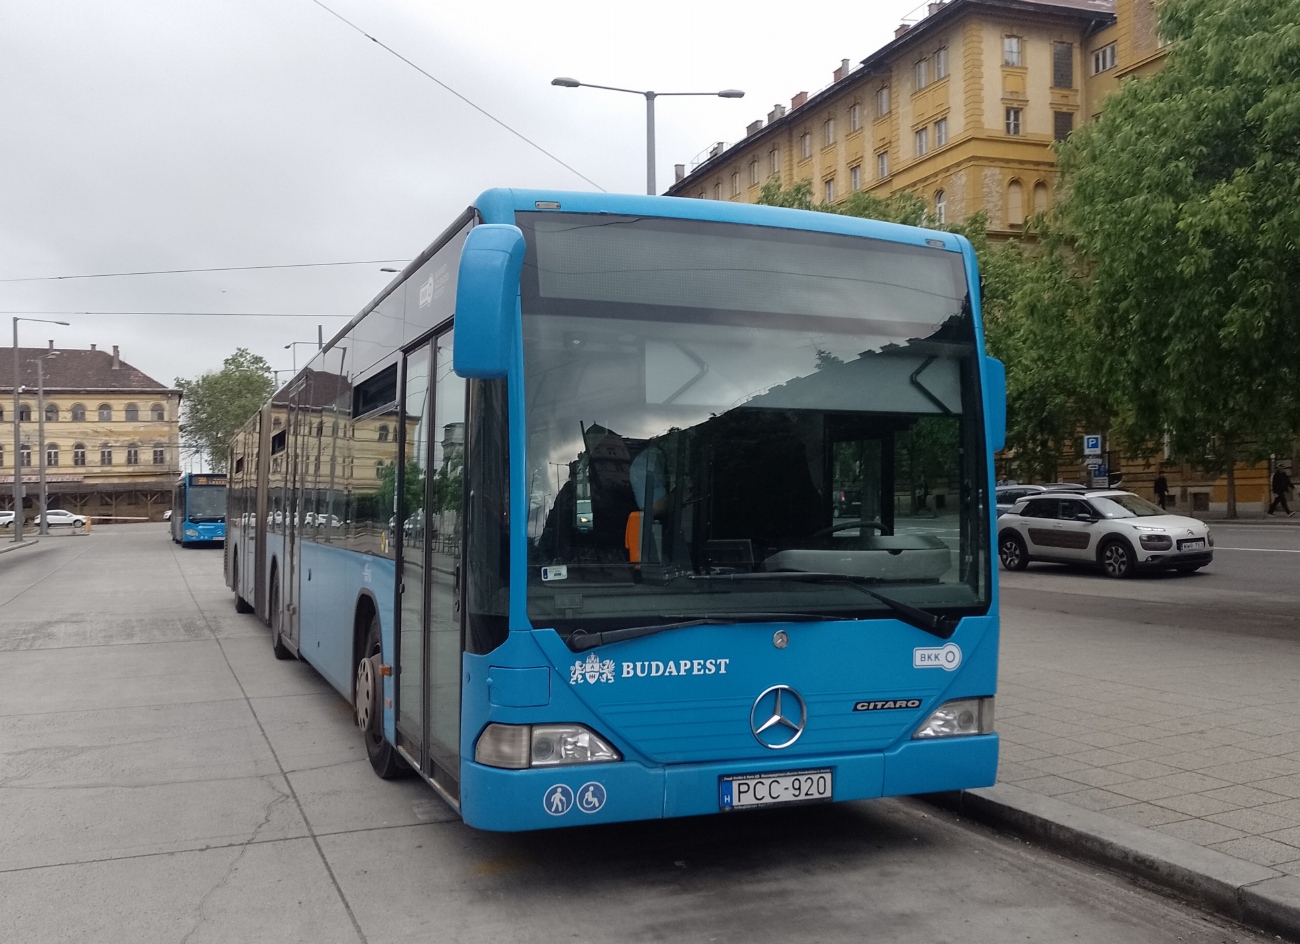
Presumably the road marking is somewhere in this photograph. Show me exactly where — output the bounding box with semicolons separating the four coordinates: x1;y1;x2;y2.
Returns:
1214;546;1300;553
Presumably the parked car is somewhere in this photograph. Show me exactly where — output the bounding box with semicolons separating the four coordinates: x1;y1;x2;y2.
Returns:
0;510;14;529
995;482;1087;517
34;509;88;529
997;489;1212;578
163;509;172;521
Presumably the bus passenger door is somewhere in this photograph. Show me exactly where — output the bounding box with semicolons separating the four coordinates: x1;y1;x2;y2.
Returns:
395;331;466;800
283;387;307;651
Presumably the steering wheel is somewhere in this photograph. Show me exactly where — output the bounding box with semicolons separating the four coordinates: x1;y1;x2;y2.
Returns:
811;520;892;538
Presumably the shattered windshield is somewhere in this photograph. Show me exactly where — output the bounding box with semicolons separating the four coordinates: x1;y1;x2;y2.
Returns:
518;213;990;638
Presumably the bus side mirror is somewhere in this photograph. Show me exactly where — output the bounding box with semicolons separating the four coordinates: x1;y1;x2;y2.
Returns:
454;224;526;379
984;356;1006;453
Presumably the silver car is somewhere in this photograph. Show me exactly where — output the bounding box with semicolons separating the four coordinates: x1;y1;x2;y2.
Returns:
997;489;1213;578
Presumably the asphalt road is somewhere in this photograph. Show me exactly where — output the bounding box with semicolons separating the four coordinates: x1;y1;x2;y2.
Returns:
0;526;1278;943
1001;521;1300;638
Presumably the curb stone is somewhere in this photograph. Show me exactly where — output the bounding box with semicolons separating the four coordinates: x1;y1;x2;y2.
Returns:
927;781;1300;942
0;539;38;556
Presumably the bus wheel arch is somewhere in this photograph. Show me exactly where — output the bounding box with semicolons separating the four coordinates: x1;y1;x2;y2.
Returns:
353;595;404;779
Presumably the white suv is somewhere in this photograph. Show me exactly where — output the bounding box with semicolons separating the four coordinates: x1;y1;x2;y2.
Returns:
997;490;1213;578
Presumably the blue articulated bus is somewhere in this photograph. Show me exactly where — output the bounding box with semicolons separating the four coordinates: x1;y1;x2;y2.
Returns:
172;472;227;545
225;189;1007;831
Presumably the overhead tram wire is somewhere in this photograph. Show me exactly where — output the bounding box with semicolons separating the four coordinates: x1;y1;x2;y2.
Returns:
0;259;409;283
304;0;607;193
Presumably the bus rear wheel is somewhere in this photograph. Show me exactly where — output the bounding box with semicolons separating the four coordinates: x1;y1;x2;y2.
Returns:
357;613;405;780
232;555;254;614
269;574;294;660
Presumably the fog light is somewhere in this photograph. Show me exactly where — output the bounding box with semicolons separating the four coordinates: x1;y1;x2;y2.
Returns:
913;697;995;739
475;723;621;769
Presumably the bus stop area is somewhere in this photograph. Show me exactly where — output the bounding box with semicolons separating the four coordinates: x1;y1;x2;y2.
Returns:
2;523;1298;943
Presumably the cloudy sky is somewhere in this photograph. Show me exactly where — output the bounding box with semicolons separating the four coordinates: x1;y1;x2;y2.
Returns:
1;0;922;388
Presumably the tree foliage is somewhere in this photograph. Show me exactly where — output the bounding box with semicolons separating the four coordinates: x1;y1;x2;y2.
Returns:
1057;0;1300;487
175;348;274;471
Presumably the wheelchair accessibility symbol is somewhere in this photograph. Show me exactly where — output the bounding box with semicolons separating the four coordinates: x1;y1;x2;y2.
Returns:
576;782;607;814
543;783;574;816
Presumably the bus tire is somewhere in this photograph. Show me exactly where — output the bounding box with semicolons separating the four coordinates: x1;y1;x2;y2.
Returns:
232;555;254;614
357;613;405;780
269;570;294;660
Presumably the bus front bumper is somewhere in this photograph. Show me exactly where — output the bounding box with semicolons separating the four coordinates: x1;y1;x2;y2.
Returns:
459;734;998;831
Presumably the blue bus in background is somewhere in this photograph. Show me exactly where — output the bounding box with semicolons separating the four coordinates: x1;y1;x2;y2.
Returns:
171;472;227;545
225;189;1007;831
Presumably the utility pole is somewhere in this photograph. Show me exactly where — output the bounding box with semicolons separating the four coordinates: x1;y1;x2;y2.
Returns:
10;320;19;542
35;358;48;536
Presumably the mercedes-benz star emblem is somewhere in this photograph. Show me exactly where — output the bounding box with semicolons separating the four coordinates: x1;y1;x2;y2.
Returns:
749;684;808;750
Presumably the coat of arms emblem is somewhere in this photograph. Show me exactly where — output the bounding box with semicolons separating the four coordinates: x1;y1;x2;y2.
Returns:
570;653;616;685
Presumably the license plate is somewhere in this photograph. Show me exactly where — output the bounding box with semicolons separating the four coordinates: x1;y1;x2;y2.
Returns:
719;768;833;810
1178;538;1206;551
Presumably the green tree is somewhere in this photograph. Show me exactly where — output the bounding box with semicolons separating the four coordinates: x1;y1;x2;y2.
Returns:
175;348;274;471
1057;0;1300;514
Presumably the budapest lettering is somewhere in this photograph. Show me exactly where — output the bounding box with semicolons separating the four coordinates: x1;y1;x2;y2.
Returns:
569;652;730;685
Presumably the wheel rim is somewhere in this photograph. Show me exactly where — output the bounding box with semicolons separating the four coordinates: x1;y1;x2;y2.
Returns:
356;655;378;733
1000;539;1021;568
1103;544;1128;576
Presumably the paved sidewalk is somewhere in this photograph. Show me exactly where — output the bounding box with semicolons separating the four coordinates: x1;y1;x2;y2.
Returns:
997;598;1300;875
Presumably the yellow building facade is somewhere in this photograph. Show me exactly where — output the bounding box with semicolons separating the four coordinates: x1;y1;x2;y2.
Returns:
1;344;182;521
669;0;1166;237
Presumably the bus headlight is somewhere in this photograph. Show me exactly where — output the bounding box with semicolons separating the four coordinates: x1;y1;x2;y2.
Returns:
913;697;995;739
475;723;621;769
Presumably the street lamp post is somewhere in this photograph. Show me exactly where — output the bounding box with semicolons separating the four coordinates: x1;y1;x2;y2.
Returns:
34;357;49;536
551;78;744;195
284;341;317;374
10;316;69;543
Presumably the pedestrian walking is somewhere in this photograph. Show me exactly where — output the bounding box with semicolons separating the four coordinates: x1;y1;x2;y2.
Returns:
1269;464;1294;516
1154;470;1169;510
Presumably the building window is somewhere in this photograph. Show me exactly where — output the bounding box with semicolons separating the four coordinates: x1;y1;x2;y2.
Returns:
1005;107;1023;136
914;58;929;90
45;404;59;422
769;148;779;176
19;404;31;422
713;181;722;200
935;117;948;147
98;404;112;422
935;47;949;79
100;445;113;466
1054;111;1074;142
1004;35;1022;67
150;403;165;421
731;172;740;196
877;151;890;179
73;443;86;466
850;165;861;190
377;424;389;442
935;190;947;224
124;403;139;422
0;444;3;467
823;118;835;147
20;444;31;467
1033;181;1049;215
376;461;385;480
799;132;811;159
876;86;890;117
749;160;759;185
1008;179;1025;226
1091;43;1116;74
126;444;140;465
824;178;835;203
1053;42;1074;88
849;102;861;131
71;403;86;421
46;443;59;467
915;127;929;156
153;444;166;465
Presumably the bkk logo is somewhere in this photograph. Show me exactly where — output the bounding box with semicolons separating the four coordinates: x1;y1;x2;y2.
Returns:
569;654;732;684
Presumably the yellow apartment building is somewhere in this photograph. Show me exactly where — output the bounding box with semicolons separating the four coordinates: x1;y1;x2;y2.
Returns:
1;343;182;521
669;0;1167;236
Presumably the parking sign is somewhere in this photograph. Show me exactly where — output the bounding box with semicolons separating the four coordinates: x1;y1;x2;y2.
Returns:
1083;435;1102;456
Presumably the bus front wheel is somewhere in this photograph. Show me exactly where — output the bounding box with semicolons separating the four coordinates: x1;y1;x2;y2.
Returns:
357;613;405;780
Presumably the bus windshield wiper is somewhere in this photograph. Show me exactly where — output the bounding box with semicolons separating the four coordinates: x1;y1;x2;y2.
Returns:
569;612;837;652
704;572;958;640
